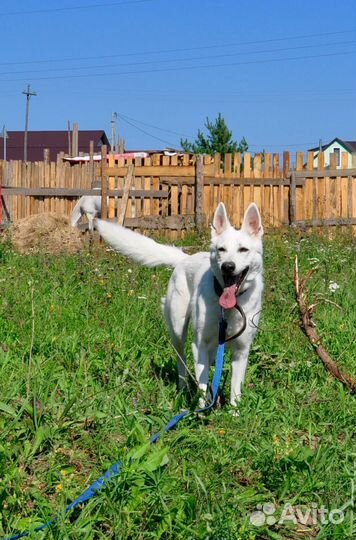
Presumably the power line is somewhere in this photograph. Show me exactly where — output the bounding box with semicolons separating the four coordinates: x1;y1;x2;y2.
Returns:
117;112;193;138
1;85;352;103
26;86;352;99
116;113;337;151
0;49;354;83
0;0;156;17
0;30;354;67
1;40;354;76
117;114;179;147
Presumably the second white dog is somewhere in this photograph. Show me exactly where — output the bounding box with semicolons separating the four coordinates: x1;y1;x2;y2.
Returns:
96;202;263;408
71;189;102;232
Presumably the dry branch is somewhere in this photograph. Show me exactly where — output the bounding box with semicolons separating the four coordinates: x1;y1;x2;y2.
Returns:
294;256;356;393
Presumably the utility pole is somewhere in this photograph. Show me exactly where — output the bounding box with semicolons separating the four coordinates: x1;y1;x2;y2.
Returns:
111;112;117;153
22;84;37;162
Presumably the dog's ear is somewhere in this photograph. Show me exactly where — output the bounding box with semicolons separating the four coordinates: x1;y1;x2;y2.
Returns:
241;203;263;238
212;202;231;236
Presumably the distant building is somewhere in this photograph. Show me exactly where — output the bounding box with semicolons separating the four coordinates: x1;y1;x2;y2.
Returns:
0;130;110;161
309;138;356;169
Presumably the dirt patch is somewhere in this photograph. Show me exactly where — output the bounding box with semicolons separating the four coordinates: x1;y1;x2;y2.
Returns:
9;213;85;254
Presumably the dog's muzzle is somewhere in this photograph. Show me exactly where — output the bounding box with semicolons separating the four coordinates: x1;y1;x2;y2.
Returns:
221;265;249;289
214;266;249;341
215;266;249;310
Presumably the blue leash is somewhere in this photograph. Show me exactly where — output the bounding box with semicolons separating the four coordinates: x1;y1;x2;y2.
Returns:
5;338;226;539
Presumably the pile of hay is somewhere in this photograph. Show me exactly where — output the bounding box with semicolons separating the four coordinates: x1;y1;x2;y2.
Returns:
9;213;85;254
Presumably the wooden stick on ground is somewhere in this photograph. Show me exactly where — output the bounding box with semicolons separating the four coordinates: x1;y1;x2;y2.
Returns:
294;255;356;393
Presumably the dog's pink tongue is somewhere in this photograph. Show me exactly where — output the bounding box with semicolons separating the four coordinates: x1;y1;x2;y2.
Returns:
219;285;237;309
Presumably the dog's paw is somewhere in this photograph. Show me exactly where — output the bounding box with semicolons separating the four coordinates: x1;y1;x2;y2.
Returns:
198;396;206;409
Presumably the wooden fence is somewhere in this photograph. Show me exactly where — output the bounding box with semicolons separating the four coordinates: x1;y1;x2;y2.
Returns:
291;151;356;227
99;150;292;233
1;148;356;237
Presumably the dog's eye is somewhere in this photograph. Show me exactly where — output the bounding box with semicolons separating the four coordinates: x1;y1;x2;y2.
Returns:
218;247;226;252
239;247;249;253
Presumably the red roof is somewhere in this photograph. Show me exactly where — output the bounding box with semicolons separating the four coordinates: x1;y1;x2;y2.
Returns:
0;130;110;161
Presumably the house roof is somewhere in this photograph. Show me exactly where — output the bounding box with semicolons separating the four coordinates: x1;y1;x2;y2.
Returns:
309;137;356;153
0;130;110;161
343;140;356;152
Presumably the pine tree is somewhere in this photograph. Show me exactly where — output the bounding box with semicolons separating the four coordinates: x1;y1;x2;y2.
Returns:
181;113;248;156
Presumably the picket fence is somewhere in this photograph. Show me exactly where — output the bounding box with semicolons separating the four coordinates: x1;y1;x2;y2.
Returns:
1;147;356;237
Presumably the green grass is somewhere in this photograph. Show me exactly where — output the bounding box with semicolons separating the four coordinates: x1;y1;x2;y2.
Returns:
1;227;356;539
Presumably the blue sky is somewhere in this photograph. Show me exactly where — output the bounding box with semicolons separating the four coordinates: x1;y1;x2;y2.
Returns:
1;0;356;153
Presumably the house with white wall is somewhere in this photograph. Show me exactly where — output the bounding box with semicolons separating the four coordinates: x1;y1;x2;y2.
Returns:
309;138;356;169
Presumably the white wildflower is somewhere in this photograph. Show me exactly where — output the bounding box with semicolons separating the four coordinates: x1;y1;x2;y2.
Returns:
328;281;340;293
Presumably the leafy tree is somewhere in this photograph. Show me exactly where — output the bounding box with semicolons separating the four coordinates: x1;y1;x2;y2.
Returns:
180;113;248;156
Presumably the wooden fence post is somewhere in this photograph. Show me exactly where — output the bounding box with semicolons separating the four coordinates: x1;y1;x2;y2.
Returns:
72;122;79;157
101;145;108;220
43;148;50;164
289;170;296;225
195;154;204;231
118;164;134;226
352;152;356;168
283;151;290;177
89;140;95;186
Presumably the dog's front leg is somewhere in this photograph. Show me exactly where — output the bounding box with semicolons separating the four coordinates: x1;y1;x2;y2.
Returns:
88;213;95;232
230;342;252;408
192;340;210;406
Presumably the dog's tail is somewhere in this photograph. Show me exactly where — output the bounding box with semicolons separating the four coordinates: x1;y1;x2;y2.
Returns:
96;219;188;268
71;198;83;227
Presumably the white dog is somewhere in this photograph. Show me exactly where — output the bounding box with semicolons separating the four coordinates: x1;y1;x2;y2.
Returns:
71;190;102;232
96;202;263;408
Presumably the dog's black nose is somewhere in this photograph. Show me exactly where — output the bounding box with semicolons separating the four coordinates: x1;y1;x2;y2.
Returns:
222;261;236;274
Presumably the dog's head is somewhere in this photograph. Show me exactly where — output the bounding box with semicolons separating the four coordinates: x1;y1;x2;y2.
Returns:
210;202;263;292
